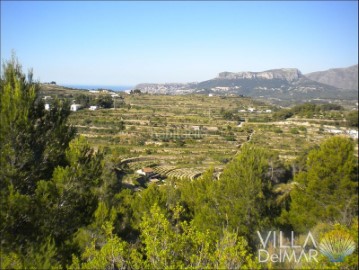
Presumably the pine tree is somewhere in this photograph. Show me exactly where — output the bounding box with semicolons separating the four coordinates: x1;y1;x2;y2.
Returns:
0;55;74;253
0;55;104;267
0;54;76;195
284;136;358;233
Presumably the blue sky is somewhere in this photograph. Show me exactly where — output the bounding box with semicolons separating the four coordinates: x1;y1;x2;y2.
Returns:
1;1;358;86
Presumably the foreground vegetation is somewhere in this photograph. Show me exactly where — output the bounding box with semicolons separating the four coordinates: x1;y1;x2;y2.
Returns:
1;57;358;269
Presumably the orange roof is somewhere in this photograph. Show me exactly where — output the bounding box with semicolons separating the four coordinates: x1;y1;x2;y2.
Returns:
143;167;153;173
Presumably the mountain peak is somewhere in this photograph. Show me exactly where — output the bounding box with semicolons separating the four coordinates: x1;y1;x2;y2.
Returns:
305;65;358;90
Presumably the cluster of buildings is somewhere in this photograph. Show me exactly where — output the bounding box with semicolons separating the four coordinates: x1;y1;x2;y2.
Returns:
44;102;97;112
325;128;358;139
42;91;121;112
69;104;99;112
238;107;272;113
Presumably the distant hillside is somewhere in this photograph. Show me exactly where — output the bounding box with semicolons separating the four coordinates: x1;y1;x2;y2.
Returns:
39;83;90;98
135;68;358;102
305;65;358;90
135;82;198;94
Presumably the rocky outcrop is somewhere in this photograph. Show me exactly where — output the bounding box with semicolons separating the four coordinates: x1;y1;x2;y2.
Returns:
218;68;302;82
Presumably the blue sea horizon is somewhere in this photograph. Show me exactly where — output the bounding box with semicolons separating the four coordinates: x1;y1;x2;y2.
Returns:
61;84;134;92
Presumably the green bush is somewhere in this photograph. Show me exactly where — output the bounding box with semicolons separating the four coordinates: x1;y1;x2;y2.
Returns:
346;111;358;127
224;135;236;141
298;126;307;132
321;103;343;111
272;110;293;120
274;127;283;133
290;128;299;134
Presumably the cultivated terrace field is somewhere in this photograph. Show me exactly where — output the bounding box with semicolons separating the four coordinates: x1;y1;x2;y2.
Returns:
67;91;358;187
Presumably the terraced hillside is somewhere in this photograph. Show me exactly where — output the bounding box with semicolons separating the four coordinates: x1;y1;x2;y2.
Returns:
68;93;358;186
69;95;258;168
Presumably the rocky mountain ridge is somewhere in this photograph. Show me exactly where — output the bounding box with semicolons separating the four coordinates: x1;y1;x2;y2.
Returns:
135;66;358;102
217;68;302;82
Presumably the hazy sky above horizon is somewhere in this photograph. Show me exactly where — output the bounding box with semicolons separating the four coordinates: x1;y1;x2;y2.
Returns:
1;1;358;86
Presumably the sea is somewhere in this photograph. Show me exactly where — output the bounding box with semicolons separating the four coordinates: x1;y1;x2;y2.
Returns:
61;84;134;92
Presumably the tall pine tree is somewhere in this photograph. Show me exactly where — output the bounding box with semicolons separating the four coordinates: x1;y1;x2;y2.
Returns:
0;55;104;267
283;136;358;233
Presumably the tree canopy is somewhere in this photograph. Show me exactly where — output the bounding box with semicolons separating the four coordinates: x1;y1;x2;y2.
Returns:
0;55;105;267
281;136;358;233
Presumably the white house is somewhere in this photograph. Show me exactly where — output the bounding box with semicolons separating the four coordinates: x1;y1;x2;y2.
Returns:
346;129;358;139
89;106;98;111
70;104;82;112
44;104;50;111
265;109;272;113
326;129;342;134
247;107;256;112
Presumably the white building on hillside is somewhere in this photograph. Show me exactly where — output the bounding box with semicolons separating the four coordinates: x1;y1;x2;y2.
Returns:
70;104;82;112
346;129;358;139
326;129;342;134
